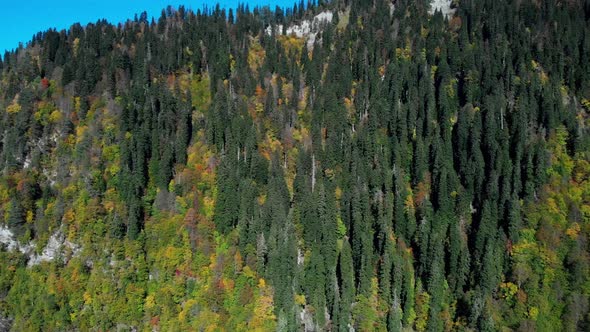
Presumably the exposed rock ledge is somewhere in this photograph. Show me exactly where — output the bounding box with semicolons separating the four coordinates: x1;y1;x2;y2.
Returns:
0;225;80;266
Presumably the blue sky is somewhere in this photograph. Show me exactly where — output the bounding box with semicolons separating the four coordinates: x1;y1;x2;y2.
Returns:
1;0;296;55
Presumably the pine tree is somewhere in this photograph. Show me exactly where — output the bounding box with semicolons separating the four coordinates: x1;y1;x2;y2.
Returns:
214;155;239;234
7;198;26;237
337;238;355;331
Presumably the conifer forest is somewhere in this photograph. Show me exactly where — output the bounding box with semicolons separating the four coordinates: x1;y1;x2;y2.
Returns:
1;0;590;330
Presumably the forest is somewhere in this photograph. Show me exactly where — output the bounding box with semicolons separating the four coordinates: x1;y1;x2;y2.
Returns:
0;0;590;330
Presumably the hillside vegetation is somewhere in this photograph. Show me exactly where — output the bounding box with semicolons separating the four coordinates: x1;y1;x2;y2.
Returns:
0;0;590;330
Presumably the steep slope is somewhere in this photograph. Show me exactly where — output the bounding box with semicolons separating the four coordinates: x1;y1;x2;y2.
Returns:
0;0;589;331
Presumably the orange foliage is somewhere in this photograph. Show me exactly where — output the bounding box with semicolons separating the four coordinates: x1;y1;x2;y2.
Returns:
150;316;160;327
378;65;386;77
167;74;176;87
41;77;50;90
234;251;243;272
414;173;432;206
449;16;462;32
16;179;26;192
255;85;265;101
516;289;528;304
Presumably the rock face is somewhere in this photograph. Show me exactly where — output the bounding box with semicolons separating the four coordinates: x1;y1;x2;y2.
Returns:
265;11;334;48
27;231;80;266
0;315;13;332
299;307;316;331
429;0;456;18
0;226;18;252
0;225;79;266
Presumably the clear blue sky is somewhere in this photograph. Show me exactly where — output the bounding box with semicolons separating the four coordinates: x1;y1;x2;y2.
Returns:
1;0;296;54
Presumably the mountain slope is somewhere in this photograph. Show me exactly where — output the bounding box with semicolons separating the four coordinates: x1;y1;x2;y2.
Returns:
0;0;590;330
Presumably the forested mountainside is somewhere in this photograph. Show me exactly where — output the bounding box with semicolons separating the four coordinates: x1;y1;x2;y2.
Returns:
0;0;590;330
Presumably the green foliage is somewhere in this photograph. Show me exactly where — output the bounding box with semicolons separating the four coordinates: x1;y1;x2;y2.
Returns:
0;0;589;330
